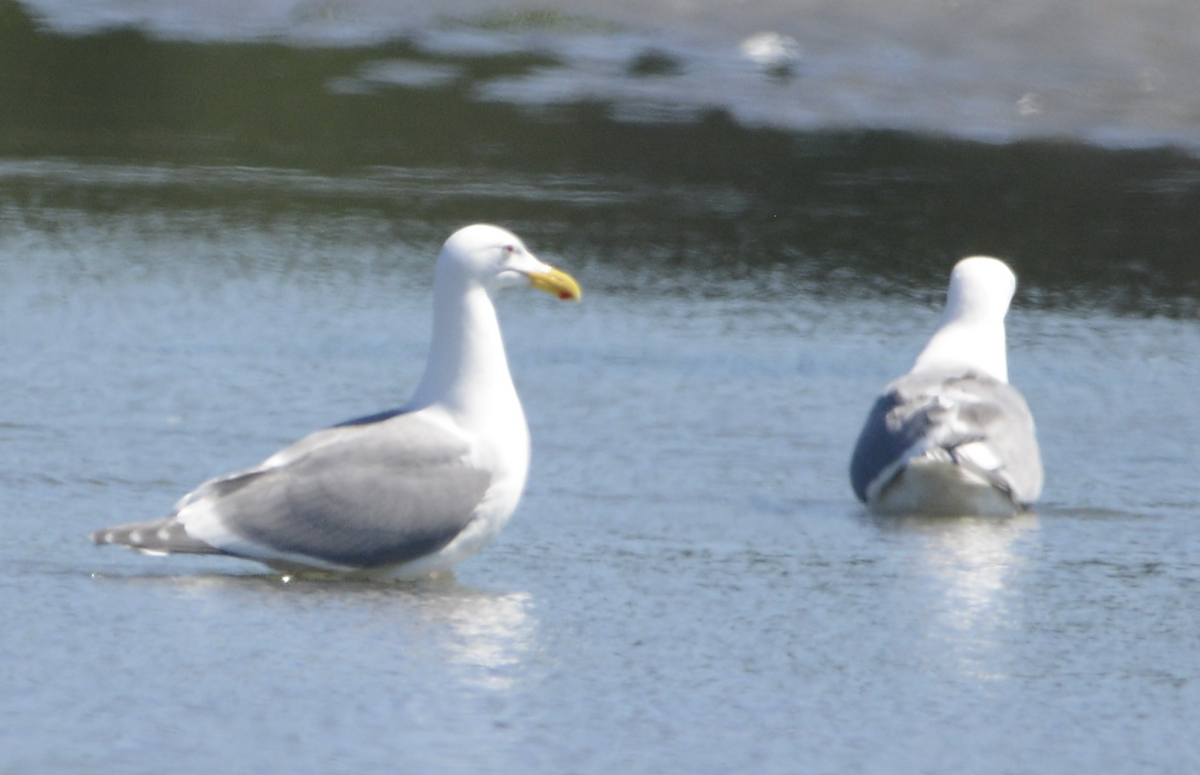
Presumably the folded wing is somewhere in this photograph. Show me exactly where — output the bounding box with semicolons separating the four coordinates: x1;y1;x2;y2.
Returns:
850;371;1042;507
96;411;492;570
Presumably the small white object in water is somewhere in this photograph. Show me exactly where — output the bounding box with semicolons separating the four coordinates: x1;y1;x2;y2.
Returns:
1017;92;1042;117
740;32;801;74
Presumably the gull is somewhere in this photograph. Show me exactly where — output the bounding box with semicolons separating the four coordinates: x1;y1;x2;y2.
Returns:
93;224;581;576
850;256;1042;516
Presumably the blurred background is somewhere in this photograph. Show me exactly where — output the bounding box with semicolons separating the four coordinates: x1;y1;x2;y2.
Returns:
3;0;1200;309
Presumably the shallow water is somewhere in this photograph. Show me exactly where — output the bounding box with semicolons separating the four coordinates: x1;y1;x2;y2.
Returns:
3;1;1200;771
1;206;1199;774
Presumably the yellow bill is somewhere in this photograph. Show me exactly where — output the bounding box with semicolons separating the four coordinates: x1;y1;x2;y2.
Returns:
528;265;582;302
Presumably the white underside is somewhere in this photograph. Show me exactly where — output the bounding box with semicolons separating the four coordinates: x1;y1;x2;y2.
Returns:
361;458;525;579
869;457;1019;518
368;501;515;579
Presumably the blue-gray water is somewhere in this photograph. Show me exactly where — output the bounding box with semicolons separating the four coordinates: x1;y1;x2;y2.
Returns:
2;207;1199;774
3;0;1200;772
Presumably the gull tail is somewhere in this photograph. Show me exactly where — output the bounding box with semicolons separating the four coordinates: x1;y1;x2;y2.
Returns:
91;516;220;555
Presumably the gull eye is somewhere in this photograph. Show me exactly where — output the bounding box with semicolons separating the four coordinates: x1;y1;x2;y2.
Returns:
502;244;519;255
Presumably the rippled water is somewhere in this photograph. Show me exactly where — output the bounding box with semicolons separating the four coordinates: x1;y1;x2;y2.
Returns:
2;0;1200;771
1;206;1198;773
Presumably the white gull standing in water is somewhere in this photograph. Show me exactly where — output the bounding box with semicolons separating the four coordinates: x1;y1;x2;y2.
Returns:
93;224;581;576
849;256;1042;516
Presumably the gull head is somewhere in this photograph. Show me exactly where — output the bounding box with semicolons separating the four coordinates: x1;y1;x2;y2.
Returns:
438;224;581;301
911;256;1017;382
943;256;1016;325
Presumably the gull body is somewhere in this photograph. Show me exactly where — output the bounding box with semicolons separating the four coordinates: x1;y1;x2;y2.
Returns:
93;224;581;576
850;257;1042;517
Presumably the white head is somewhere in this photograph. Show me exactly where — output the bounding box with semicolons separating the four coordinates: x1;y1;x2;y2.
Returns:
910;256;1016;382
407;224;580;416
941;256;1016;325
436;224;581;300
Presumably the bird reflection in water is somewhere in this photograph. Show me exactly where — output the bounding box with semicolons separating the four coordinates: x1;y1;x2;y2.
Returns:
877;512;1039;680
144;572;539;692
425;586;538;691
336;577;540;692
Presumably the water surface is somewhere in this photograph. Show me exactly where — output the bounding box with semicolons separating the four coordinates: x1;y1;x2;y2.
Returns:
2;1;1200;771
1;207;1198;774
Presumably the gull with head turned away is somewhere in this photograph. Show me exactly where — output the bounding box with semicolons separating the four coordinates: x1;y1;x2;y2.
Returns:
93;224;581;577
850;257;1042;517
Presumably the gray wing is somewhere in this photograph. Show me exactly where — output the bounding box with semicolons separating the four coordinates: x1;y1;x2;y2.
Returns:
96;412;492;569
850;371;1043;505
189;412;492;568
